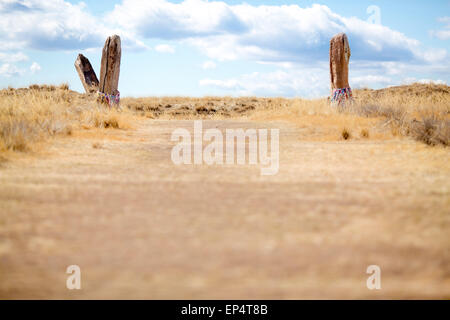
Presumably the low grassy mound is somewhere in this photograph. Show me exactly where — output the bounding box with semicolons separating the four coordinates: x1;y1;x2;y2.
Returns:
352;83;449;146
0;84;132;152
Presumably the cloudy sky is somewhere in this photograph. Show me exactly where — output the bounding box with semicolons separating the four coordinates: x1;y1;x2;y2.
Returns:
0;0;449;97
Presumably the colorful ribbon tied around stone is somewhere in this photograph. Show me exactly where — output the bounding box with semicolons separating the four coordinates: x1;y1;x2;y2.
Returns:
97;90;120;107
331;87;352;105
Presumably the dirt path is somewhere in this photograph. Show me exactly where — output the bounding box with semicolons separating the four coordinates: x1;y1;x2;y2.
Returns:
0;119;449;299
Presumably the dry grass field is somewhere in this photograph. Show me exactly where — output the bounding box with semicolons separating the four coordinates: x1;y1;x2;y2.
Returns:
0;83;449;299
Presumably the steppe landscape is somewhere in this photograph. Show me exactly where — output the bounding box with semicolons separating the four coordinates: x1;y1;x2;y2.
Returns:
0;83;449;298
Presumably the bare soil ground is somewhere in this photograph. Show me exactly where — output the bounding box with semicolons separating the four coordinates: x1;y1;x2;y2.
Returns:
0;118;449;299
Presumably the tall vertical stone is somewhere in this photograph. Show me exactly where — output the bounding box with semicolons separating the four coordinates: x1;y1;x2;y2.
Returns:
330;33;352;105
74;54;99;94
99;35;121;96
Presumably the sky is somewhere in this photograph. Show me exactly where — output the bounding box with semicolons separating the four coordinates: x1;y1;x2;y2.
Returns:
0;0;449;97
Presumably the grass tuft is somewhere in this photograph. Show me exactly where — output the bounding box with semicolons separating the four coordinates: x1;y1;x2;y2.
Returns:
410;115;449;146
341;128;351;140
360;129;369;138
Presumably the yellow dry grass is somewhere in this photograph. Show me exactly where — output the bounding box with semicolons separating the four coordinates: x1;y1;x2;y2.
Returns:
0;84;133;154
121;83;449;144
1;83;448;157
247;83;449;143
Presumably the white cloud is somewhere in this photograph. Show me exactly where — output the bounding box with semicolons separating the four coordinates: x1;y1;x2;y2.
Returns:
417;48;448;63
417;79;446;85
107;0;247;39
200;78;240;90
257;61;294;69
0;0;145;52
433;30;450;40
0;63;24;77
0;52;28;63
0;0;103;50
199;58;450;97
0;1;445;66
155;44;175;53
402;77;446;85
351;75;393;89
1;1;447;64
200;67;328;97
30;62;41;74
202;61;216;69
431;17;450;40
108;1;428;64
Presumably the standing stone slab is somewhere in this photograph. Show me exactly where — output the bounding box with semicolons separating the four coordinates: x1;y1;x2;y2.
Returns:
329;33;352;105
99;35;121;96
74;54;99;94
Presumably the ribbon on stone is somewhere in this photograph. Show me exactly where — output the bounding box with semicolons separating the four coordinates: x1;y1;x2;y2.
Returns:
97;90;120;107
331;87;352;106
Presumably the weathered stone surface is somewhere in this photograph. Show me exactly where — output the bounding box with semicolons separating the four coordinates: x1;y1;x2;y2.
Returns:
99;35;121;96
74;54;99;93
330;33;351;92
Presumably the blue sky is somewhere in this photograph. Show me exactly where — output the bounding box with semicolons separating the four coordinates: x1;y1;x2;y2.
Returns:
0;0;449;97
